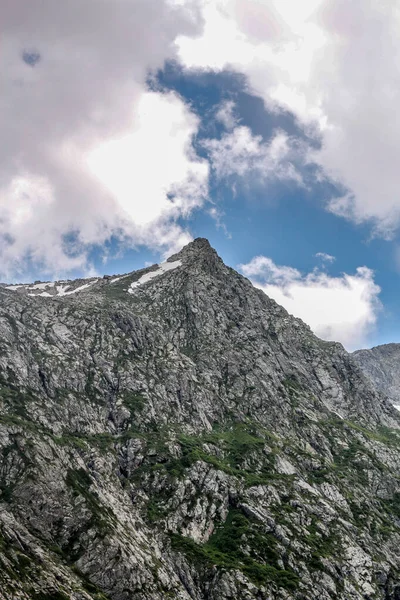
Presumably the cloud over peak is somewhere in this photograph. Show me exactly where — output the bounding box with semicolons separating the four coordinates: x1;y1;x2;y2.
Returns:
0;0;204;279
239;255;381;350
177;0;400;235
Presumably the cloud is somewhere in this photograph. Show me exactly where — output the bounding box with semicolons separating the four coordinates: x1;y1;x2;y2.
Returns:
202;126;305;185
5;0;400;281
315;252;335;263
176;0;400;236
87;90;209;227
239;255;381;349
0;0;204;279
215;100;239;130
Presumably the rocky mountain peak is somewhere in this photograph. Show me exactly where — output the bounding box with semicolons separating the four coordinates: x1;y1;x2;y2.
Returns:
168;236;223;271
0;239;400;599
175;236;213;256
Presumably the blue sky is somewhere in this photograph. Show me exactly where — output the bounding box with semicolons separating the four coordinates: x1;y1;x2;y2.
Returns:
3;0;400;350
85;63;400;350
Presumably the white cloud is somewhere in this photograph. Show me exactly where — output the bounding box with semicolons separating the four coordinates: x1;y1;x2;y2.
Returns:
87;91;208;227
176;0;400;236
5;0;400;281
0;0;204;279
239;255;381;350
202;126;305;185
215;100;239;130
315;252;335;263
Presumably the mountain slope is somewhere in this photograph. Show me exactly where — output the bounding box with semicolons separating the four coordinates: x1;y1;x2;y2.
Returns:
0;238;400;599
353;343;400;408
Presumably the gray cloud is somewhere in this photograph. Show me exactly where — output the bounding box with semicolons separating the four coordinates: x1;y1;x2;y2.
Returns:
0;0;203;279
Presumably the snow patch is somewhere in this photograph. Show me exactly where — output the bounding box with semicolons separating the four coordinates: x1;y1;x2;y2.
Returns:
394;404;400;412
28;292;52;297
57;280;98;296
7;279;98;297
29;282;55;290
56;284;71;296
7;282;55;292
128;260;182;294
66;281;98;294
110;274;130;284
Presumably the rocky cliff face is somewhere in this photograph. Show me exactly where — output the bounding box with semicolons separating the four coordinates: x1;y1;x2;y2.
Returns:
0;238;400;600
353;344;400;408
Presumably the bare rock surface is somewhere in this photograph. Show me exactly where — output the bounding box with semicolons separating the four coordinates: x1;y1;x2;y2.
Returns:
353;343;400;407
0;238;399;599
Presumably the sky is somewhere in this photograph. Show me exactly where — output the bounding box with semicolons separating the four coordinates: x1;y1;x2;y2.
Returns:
2;0;400;351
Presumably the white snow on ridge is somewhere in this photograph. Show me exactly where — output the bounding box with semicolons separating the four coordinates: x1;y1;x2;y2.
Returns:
5;259;181;299
128;260;182;294
68;281;98;294
28;291;52;297
56;280;98;296
6;279;98;297
5;284;25;290
56;284;71;296
31;282;55;290
110;274;130;284
394;404;400;412
7;281;55;292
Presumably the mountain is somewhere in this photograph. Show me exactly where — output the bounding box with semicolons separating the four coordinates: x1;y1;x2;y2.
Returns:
353;344;400;409
0;237;400;600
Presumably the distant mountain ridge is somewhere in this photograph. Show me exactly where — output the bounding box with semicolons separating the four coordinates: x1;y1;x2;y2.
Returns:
1;257;183;298
353;343;400;408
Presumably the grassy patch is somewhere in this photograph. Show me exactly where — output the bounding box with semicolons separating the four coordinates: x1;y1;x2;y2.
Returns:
344;421;400;446
304;518;341;571
121;391;146;426
54;432;115;453
171;423;281;485
381;492;400;521
65;468;115;534
170;508;298;590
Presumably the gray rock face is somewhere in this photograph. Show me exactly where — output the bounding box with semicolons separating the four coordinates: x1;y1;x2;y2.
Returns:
353;344;400;406
0;238;400;599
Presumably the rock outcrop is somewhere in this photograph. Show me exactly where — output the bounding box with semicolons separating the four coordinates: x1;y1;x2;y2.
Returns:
353;343;400;407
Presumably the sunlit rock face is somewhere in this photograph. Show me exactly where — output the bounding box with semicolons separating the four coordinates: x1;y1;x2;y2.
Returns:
353;343;400;409
0;238;400;599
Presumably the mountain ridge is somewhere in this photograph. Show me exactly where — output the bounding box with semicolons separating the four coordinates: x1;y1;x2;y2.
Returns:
353;343;400;407
0;239;399;599
0;238;217;298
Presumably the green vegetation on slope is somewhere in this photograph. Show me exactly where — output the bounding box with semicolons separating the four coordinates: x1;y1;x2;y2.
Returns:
170;507;299;590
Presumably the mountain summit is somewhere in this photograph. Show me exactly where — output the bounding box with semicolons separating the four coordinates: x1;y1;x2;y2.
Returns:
0;239;400;599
